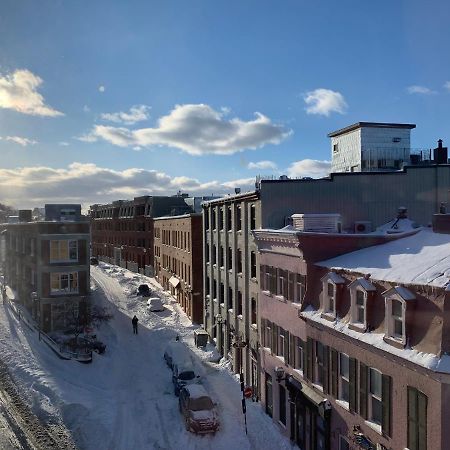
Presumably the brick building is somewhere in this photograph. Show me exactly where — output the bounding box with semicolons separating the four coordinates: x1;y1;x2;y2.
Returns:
154;213;203;323
1;205;90;332
90;195;193;272
254;213;450;450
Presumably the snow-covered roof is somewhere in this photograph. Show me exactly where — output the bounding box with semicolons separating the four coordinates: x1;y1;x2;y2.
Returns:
185;384;209;399
318;229;450;288
321;272;345;284
301;306;450;373
375;217;420;234
348;277;376;292
382;286;416;301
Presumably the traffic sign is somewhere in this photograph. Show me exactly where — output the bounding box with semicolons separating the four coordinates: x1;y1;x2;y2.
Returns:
244;387;252;399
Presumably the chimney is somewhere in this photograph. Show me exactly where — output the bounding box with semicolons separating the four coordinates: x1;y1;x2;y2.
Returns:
433;139;448;164
397;207;408;219
234;188;241;195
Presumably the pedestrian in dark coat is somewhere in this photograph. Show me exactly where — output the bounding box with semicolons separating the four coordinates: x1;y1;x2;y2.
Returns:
132;315;139;334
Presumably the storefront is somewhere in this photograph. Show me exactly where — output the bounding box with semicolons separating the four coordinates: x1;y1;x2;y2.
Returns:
286;376;330;450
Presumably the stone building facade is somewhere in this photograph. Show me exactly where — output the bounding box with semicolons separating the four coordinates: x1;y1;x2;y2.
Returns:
154;213;203;324
2;205;90;332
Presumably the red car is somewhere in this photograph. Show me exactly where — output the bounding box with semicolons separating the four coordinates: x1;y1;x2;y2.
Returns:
178;385;219;434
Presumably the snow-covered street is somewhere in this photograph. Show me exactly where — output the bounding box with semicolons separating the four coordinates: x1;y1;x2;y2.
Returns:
0;263;294;450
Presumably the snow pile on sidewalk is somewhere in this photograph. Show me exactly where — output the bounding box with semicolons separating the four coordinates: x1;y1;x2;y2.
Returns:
0;263;294;450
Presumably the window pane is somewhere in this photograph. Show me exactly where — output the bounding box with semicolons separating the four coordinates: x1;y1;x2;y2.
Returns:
371;397;382;424
357;306;365;323
394;318;403;336
340;354;349;378
356;290;365;305
327;282;334;296
392;299;402;317
370;369;382;396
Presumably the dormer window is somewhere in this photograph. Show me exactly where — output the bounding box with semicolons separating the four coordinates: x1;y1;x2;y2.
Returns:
348;277;376;331
383;286;415;347
320;272;345;320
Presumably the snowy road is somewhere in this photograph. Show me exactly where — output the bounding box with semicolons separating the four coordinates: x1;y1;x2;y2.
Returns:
0;263;294;450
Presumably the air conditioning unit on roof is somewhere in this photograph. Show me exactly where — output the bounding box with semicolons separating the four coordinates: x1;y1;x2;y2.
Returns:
354;221;372;233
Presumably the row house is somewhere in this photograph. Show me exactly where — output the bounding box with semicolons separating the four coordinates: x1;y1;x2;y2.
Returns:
154;213;203;323
254;212;450;450
90;195;193;272
2;205;90;332
203;129;450;396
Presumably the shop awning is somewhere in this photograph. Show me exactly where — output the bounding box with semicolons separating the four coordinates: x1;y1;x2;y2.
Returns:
169;276;180;288
300;382;326;408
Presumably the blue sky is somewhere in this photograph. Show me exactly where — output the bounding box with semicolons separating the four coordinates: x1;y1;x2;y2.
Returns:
1;0;450;207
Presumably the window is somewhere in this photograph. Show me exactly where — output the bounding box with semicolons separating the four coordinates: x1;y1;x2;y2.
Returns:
219;208;224;230
278;327;286;358
391;299;403;338
236;205;242;231
325;282;336;315
227;247;232;269
220;283;224;303
219;246;224;267
263;319;272;349
212;245;217;265
295;337;304;371
355;289;365;324
287;272;295;301
237;291;243;316
226;206;232;231
205;243;210;263
250;204;256;231
212;209;216;229
205;211;210;230
407;387;427;450
250;252;256;278
339;353;350;403
237;249;243;273
50;272;78;294
265;374;273;417
50;240;78;262
314;342;324;386
279;384;286;425
369;368;382;425
228;287;233;310
296;273;305;303
251;297;257;325
333;143;339;153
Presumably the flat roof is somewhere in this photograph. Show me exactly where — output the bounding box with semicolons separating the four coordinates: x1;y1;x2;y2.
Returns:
153;213;201;221
328;122;416;138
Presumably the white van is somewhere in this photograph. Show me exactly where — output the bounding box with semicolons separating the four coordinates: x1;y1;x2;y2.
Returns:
147;297;164;312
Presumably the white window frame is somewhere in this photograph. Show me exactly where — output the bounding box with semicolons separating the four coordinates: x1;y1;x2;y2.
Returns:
50;272;79;294
278;329;285;359
368;368;382;426
351;287;367;327
338;353;350;404
385;295;406;344
323;281;336;317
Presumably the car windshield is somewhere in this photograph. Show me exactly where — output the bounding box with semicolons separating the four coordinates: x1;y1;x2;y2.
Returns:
189;397;214;411
179;371;195;381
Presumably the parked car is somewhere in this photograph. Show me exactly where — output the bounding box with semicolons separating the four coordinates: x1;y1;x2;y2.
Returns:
172;359;200;396
147;297;164;312
164;340;189;369
179;385;219;434
137;284;151;296
90;257;99;265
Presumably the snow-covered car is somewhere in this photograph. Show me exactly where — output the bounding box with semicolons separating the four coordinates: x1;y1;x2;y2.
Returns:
172;359;200;396
164;341;189;368
90;257;99;265
136;284;151;296
147;297;164;312
179;385;219;434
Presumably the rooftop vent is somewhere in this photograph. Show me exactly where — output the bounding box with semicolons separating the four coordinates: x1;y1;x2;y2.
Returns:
291;213;342;233
234;188;241;195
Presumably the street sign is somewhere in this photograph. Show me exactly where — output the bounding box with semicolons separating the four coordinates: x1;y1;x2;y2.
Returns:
244;387;252;399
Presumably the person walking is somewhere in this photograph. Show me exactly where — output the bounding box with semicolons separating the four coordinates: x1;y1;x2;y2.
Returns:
132;315;139;334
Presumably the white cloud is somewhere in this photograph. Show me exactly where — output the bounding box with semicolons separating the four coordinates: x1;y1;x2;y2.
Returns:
4;136;37;146
444;81;450;92
0;69;63;117
304;88;347;116
80;104;291;155
83;105;91;113
101;104;151;125
287;159;331;178
98;85;105;93
247;160;277;170
407;85;436;95
59;141;70;146
0;162;256;208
